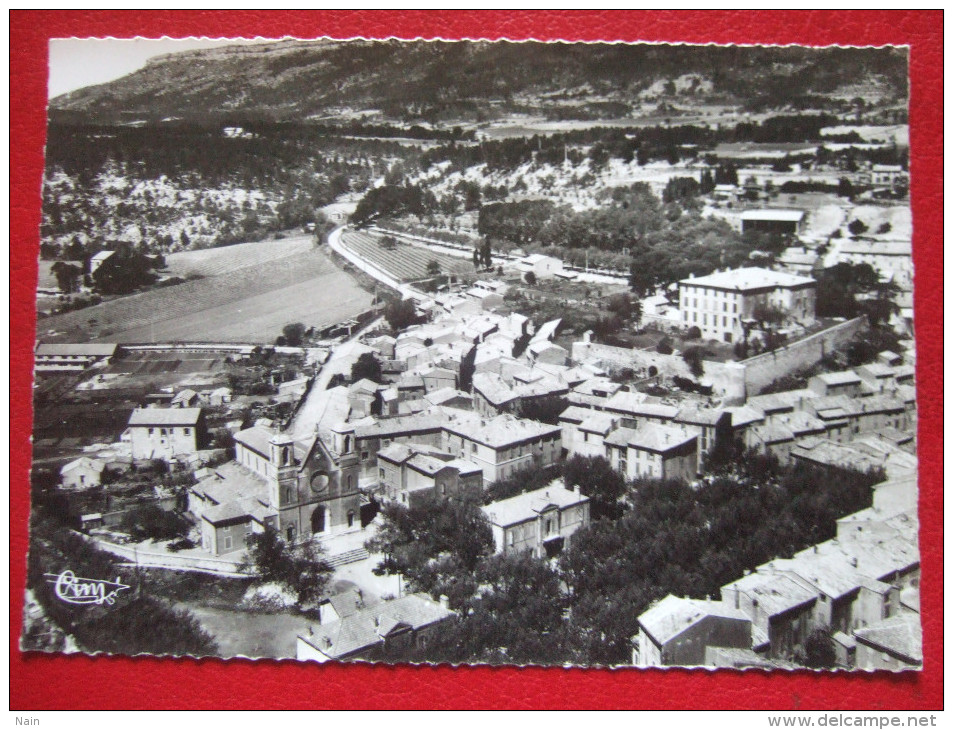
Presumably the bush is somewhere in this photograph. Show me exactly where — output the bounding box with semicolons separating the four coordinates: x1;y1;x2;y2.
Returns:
656;336;674;355
685;326;702;340
524;271;538;285
167;537;197;552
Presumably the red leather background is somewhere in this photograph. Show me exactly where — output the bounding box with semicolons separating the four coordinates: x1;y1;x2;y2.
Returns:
10;11;942;710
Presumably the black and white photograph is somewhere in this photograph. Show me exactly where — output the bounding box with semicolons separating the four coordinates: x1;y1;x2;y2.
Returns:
23;37;920;672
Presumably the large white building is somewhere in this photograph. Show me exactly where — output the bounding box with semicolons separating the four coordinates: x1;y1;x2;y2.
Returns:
678;267;816;343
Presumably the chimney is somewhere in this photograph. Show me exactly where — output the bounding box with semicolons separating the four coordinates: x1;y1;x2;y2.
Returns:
850;557;859;568
573;484;581;495
439;595;450;610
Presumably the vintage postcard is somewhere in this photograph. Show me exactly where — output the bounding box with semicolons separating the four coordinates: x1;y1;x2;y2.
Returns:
22;37;920;673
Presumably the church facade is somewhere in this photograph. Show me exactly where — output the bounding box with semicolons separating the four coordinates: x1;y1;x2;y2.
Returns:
190;423;362;556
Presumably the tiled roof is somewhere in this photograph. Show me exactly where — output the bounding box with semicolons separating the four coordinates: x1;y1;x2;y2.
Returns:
723;572;817;617
128;407;202;426
680;266;814;291
740;209;805;222
482;481;588;528
36;343;118;357
617;423;698;453
444;413;560;450
854;614;922;663
639;595;750;647
299;594;453;660
234;425;277;457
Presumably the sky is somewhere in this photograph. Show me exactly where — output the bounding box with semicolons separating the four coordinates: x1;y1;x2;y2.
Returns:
47;38;278;98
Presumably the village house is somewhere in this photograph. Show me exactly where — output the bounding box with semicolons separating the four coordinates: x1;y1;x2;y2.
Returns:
482;481;589;558
634;595;752;668
60;456;105;490
443;414;562;483
88;249;115;275
808;370;864;398
678;267;816;343
171;388;201;408
515;253;564;280
604;423;699;482
376;442;483;508
561;409;619;459
719;571;818;659
296;593;453;664
127;407;205;461
854;614;921;671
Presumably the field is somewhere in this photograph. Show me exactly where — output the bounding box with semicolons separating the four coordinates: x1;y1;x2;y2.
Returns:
165;235;314;278
340;229;476;283
35;241;374;344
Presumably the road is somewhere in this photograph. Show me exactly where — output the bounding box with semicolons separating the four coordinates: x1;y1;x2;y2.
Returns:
289;316;383;440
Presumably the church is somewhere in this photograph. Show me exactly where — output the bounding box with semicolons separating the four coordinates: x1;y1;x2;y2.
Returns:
189;423;362;556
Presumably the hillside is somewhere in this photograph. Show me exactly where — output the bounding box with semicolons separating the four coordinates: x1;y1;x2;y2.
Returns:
50;40;908;125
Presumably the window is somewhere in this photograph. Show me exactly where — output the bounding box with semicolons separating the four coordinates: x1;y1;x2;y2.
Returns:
184;428;191;436
223;535;232;550
471;443;477;454
361;451;368;461
379;467;385;479
148;428;154;435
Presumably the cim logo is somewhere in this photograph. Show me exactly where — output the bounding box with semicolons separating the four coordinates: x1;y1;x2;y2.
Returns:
44;571;131;606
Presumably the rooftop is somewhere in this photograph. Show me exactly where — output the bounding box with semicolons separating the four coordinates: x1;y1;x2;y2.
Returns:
638;594;750;647
854;614;922;664
128;407;202;427
298;593;453;660
608;423;698;453
482;481;588;528
680;267;815;292
722;572;817;617
740;209;805;222
444;413;560;449
36;342;118;358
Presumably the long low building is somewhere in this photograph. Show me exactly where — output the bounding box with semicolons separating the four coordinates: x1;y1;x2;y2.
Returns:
34;343;118;372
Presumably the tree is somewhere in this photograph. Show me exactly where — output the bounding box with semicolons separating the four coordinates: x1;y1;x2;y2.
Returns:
802;627;837;668
242;528;333;605
656;336;674;355
119;503;191;542
384;298;419;332
51;261;82;293
484;464;562;504
426;259;441;277
365;496;494;603
414;552;574;665
281;322;306;347
563;455;627;521
681;346;705;377
350;352;383;384
480;238;493;269
517;396;569;425
91;247;159;295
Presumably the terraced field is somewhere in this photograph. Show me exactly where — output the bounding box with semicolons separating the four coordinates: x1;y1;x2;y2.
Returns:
340;229;476;283
36;245;373;344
